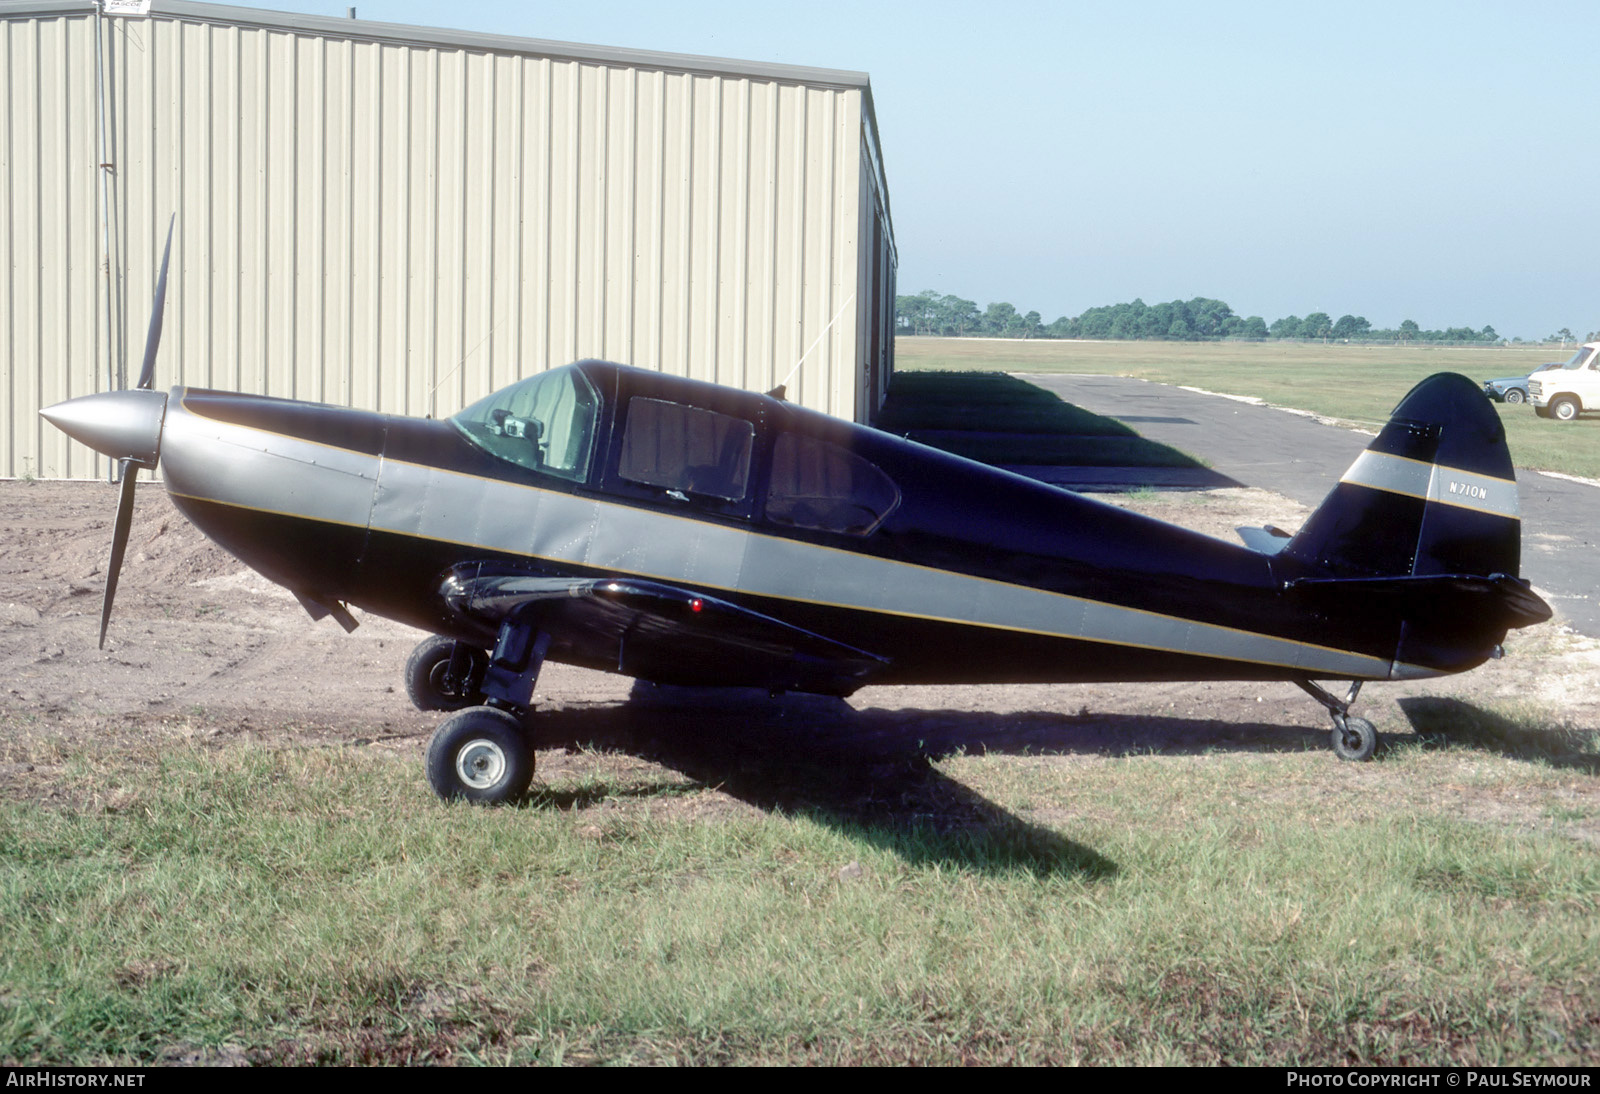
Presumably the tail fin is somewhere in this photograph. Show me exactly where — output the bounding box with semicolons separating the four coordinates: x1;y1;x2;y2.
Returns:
1282;373;1550;674
1284;372;1521;580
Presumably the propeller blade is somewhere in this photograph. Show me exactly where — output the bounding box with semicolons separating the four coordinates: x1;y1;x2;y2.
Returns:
99;461;140;649
135;215;176;391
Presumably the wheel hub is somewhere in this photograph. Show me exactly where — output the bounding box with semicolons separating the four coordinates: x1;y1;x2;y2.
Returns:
456;738;507;789
429;661;464;699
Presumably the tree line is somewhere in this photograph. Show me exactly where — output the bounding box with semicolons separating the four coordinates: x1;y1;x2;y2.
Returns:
895;291;1521;344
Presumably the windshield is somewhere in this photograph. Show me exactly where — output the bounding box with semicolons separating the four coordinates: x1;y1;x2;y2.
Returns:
1561;347;1596;370
451;365;600;482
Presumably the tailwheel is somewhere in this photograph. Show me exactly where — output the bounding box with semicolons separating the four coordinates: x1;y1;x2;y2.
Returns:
426;705;534;803
1296;679;1379;762
1331;715;1377;763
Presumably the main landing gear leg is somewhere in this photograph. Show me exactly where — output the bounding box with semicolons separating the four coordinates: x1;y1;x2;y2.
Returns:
479;608;552;716
425;610;551;804
1295;679;1377;762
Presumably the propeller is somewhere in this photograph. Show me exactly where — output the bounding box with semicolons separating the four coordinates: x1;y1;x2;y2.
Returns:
98;216;176;646
38;215;175;647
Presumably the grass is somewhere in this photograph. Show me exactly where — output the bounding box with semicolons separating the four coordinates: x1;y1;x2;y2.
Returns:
876;370;1202;468
2;717;1596;1066
894;339;1600;479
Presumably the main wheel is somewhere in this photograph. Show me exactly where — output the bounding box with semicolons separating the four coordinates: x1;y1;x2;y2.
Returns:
1504;388;1525;404
1535;405;1553;418
426;706;534;803
1551;396;1580;422
1331;716;1377;762
405;636;486;712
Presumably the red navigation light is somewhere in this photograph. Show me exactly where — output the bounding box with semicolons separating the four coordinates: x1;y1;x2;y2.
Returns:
690;598;703;613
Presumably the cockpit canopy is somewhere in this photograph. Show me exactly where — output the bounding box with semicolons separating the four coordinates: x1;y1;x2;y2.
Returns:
450;361;900;537
451;365;600;482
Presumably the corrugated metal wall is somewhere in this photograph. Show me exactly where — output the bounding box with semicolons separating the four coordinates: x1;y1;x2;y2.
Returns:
1;7;99;479
1;1;896;479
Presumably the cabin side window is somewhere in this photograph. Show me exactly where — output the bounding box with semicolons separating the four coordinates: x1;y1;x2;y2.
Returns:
765;433;900;536
618;398;755;502
450;366;600;483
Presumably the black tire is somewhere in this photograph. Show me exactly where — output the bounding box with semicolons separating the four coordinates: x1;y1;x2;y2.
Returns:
405;636;485;712
1551;396;1580;422
426;705;534;803
1331;716;1377;762
1535;405;1552;419
1504;389;1525;404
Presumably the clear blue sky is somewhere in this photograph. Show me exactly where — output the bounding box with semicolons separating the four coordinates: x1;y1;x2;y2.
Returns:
220;0;1596;341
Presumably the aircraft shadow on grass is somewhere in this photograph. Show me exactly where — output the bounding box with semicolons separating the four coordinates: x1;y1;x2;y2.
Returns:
1396;696;1600;774
508;686;1362;878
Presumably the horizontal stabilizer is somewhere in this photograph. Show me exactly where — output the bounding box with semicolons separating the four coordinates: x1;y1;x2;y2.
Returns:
1236;525;1293;555
1287;572;1552;630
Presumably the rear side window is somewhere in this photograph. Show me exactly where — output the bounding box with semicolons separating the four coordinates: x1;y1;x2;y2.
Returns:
619;398;755;501
766;433;899;536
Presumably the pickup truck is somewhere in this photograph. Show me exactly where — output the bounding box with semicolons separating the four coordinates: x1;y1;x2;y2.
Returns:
1529;343;1600;421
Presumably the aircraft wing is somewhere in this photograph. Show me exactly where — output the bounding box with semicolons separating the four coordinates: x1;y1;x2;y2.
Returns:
440;565;888;695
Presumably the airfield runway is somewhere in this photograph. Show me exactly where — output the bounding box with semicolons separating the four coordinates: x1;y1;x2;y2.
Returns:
1016;374;1600;638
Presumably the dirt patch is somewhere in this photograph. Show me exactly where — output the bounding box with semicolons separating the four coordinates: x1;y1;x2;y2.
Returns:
2;479;1596;834
1097;485;1310;541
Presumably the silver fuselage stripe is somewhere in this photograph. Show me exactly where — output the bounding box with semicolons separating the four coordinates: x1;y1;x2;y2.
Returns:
1340;450;1520;520
161;400;1416;681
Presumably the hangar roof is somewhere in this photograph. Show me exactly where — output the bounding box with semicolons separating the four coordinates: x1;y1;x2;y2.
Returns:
4;0;875;89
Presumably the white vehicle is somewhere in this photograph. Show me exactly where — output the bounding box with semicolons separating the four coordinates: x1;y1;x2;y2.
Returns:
1529;343;1600;421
